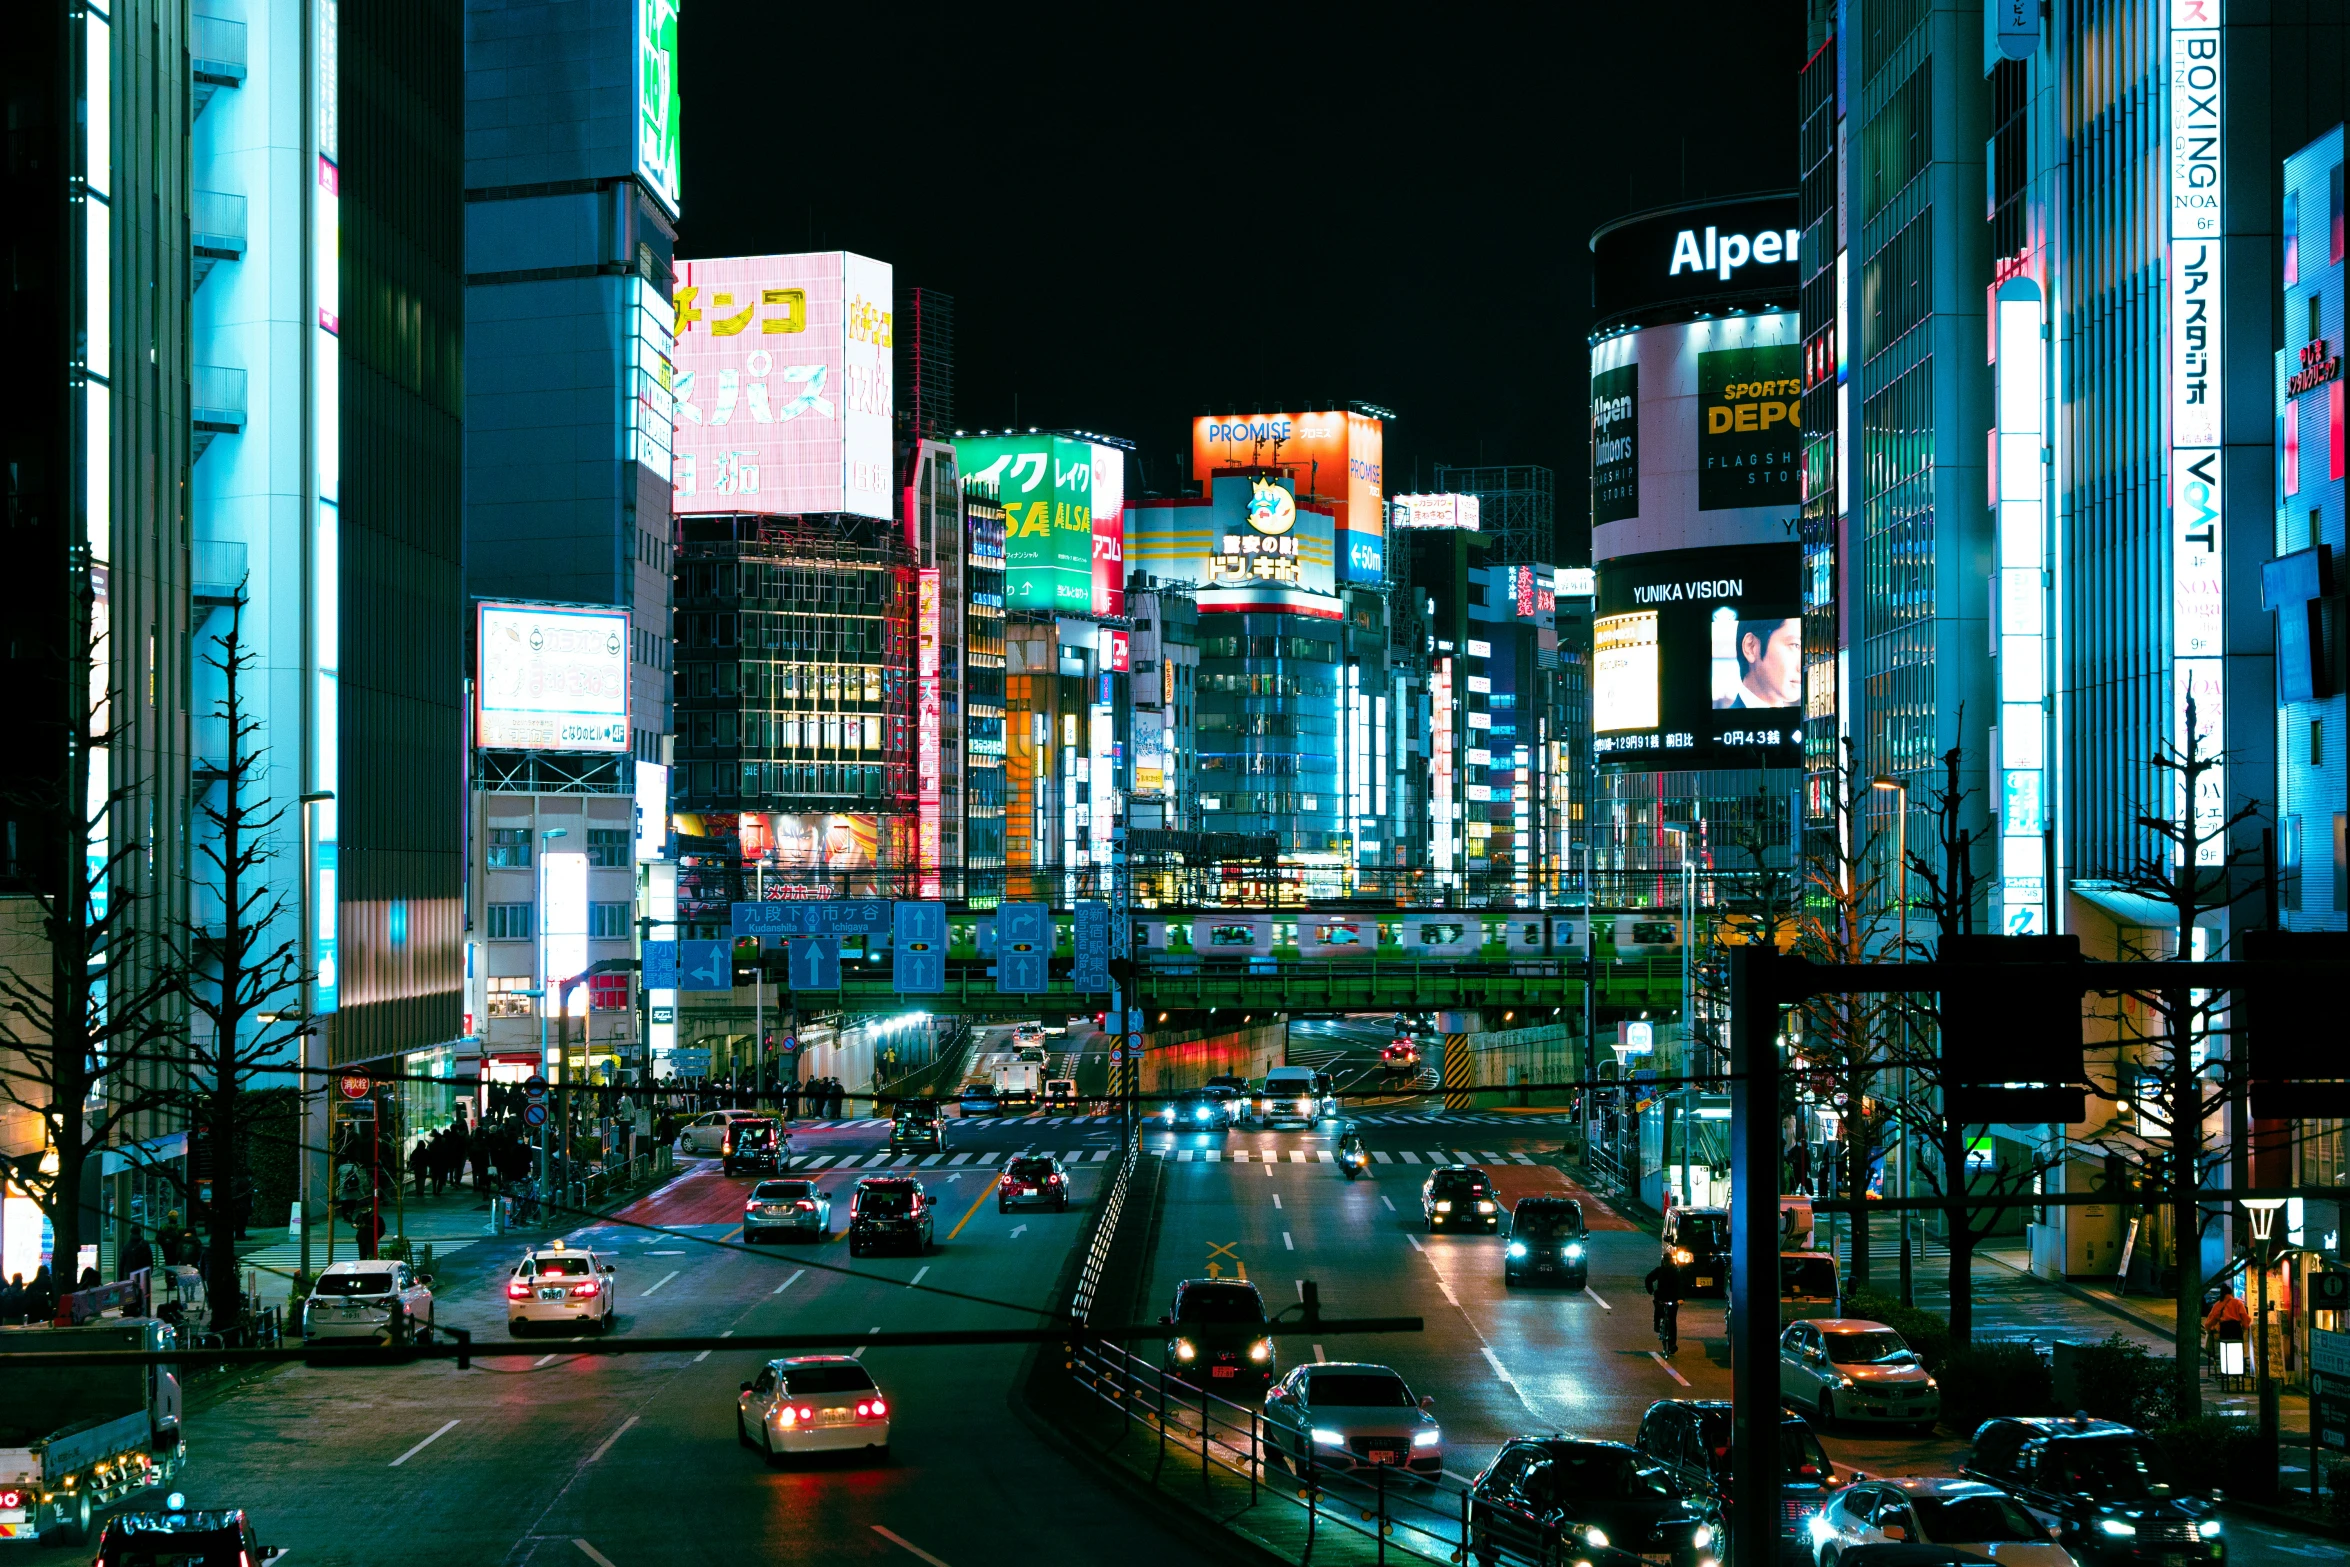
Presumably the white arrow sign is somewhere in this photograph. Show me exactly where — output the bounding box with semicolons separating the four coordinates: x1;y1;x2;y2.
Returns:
1009;1224;1028;1239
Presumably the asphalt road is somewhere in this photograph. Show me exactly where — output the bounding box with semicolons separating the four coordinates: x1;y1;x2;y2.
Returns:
123;1113;1217;1567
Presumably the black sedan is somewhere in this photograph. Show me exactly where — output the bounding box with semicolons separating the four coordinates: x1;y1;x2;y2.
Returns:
1422;1165;1500;1232
1470;1438;1721;1567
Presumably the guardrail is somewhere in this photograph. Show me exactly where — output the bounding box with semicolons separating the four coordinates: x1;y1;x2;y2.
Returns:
1070;1140;1138;1326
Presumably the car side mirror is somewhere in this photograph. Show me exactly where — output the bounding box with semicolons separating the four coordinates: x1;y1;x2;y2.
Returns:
1160;1314;1172;1325
601;1265;616;1275
739;1381;755;1393
1419;1394;1435;1410
416;1274;433;1288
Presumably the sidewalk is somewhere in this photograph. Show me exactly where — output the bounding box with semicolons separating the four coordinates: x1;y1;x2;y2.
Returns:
231;1183;527;1308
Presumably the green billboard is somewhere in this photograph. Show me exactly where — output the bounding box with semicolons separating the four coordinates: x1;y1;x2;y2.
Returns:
958;434;1093;612
636;0;682;219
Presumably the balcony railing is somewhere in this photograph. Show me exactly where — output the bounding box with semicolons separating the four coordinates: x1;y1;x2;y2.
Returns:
192;190;245;291
191;13;246;117
192;364;245;462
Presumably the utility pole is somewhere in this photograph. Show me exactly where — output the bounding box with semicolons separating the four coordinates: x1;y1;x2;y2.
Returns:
1872;775;1913;1305
537;826;567;1191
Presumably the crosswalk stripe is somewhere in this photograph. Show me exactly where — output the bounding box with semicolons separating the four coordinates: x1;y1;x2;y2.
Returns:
1371;1151;1393;1164
1231;1150;1250;1163
918;1154;945;1167
1176;1149;1193;1162
947;1153;972;1165
1203;1150;1222;1162
977;1152;1001;1165
1316;1150;1334;1162
1399;1151;1422;1164
1089;1150;1110;1160
1509;1152;1536;1164
1288;1150;1307;1163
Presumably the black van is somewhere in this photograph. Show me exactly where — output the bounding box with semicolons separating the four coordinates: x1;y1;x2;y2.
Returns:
1504;1197;1588;1288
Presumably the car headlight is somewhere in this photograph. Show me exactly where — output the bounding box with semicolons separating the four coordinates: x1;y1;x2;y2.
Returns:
1249;1339;1273;1363
1673;1248;1694;1265
1194;1107;1211;1121
1507;1241;1529;1258
1583;1528;1609;1549
1691;1524;1713;1549
1477;1200;1496;1213
1296;1098;1313;1114
1806;1515;1835;1546
1434;1200;1453;1212
1311;1428;1345;1446
1564;1243;1585;1259
2197;1519;2222;1538
2096;1519;2136;1537
1174;1338;1197;1361
1412;1428;1440;1448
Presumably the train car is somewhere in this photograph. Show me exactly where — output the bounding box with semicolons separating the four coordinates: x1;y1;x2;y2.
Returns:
1547;914;1591;958
1611;913;1683;958
1397;912;1484;960
1191;915;1275;966
1298;914;1378;959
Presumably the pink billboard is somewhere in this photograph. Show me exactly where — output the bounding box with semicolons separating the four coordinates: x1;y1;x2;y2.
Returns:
670;252;894;520
1090;442;1125;616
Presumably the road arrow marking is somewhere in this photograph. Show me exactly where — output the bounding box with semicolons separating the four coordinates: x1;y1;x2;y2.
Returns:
1009;1224;1027;1238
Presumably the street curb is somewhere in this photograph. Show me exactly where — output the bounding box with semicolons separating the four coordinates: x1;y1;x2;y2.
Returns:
2216;1495;2350;1541
1975;1246;2178;1340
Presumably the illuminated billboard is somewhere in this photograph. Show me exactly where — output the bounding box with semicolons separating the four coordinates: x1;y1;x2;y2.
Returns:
477;602;630;752
670;252;894;521
1391;493;1480;530
635;0;682;218
1592;543;1801;769
739;812;882;870
1090;442;1126;615
959;434;1094;612
1192;409;1383;584
1127;474;1339;615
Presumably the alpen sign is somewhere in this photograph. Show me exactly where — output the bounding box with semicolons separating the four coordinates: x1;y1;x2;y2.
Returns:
2288;337;2341;398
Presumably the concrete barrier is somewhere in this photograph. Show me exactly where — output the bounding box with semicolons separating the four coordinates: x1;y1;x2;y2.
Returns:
1138;1022;1286;1095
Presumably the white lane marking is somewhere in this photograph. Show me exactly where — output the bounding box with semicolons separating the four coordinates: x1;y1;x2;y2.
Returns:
1406;1233;1424;1252
1272;1193;1284;1210
1381;1195;1396;1212
575;1542;620;1567
533;1354;558;1367
1090;1149;1110;1161
694;1328;736;1364
1584;1287;1613;1312
852;1326;880;1360
640;1270;680;1297
872;1525;953;1566
1295;1279;1306;1301
1010;1224;1028;1238
1650;1351;1691;1387
1313;1343;1326;1362
588;1415;639;1463
1480;1346;1518;1386
1282;1231;1295;1251
645;1250;685;1255
1316;1150;1334;1163
1264;1162;1276;1178
389;1419;459;1467
1437;1280;1461;1307
1288;1150;1307;1163
948;1152;972;1165
909;1265;930;1287
1371;1151;1393;1164
774;1268;807;1295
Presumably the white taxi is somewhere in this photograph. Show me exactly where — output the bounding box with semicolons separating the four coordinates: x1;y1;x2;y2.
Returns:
302;1258;435;1344
504;1241;618;1334
738;1355;892;1463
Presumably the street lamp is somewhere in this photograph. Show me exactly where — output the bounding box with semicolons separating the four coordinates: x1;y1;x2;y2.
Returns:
1871;775;1914;1306
537;828;568;1192
2244;1197;2287;1446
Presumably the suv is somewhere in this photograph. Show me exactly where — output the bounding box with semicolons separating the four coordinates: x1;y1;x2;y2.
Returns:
721;1117;786;1175
678;1108;770;1155
1160;1277;1276;1390
846;1177;934;1257
1961;1416;2226;1563
889;1108;945;1152
1504;1196;1587;1287
998;1154;1069;1212
1632;1398;1837;1555
1659;1206;1731;1297
1421;1165;1500;1232
93;1506;282;1567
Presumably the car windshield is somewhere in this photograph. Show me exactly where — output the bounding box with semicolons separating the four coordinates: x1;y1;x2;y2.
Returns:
1177;1285;1265;1325
313;1271;395;1296
107;1540;244;1567
1781;1257;1838;1297
1307;1373;1414;1408
2048;1439;2170;1501
1781;1421;1831;1481
1678;1215;1728;1250
753;1182;811;1199
534;1256;591;1278
858;1188;915;1215
780;1365;876;1395
1912;1494;2044;1542
1513;1203;1584;1237
1822;1329;1914;1365
1008;1158;1055;1179
734;1125;776;1145
1542;1447;1679;1501
1433;1172;1491;1195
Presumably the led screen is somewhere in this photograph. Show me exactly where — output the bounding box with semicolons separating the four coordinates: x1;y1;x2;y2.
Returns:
958;434;1094;611
1192;409;1382;584
1090;442;1125;615
1592;542;1802;769
670;252;894;520
635;0;682;218
477;602;630;752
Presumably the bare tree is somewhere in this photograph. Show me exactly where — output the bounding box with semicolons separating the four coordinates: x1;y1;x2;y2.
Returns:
0;557;182;1284
2079;690;2262;1417
1787;738;1901;1291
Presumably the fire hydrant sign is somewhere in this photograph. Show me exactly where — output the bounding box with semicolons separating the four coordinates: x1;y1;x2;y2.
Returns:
338;1073;371;1100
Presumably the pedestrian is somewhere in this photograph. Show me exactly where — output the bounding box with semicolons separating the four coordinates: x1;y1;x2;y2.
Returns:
1788;1141;1813;1197
0;1273;22;1324
231;1171;255;1239
828;1078;844;1119
24;1265;57;1326
120;1227;155;1280
155;1210;187;1269
783;1078;801;1121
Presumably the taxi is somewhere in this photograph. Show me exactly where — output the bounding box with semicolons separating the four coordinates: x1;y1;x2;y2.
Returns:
504;1240;618;1335
739;1355;892;1463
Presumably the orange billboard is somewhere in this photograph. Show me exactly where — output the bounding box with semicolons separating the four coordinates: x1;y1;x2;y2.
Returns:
1192;410;1384;584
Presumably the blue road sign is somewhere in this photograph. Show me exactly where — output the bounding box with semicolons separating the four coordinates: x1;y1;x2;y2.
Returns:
893;901;947;995
789;934;842;991
679;939;732;992
641;940;680;989
1631;1068;1657;1083
1073;900;1109;993
731;900;889;937
996;902;1050;994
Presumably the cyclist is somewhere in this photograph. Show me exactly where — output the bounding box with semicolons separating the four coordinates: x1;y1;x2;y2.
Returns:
1643;1257;1683;1355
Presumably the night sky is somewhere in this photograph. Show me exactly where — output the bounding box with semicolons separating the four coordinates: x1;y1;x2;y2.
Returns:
680;3;1805;564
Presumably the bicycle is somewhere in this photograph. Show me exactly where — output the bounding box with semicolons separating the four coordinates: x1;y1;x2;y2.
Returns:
1653;1298;1680;1356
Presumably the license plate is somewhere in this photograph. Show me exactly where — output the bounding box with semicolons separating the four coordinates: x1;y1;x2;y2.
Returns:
1695;1276;1715;1287
1211;1366;1237;1378
1367;1449;1398;1464
539;1288;565;1300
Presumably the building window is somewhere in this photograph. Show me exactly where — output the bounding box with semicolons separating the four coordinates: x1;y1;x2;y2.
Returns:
486;903;534;940
487;976;535;1019
487;828;532;868
591;901;632;939
586;828;629;867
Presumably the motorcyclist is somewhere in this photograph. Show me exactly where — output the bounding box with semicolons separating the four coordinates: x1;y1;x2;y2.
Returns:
1335;1123;1368;1178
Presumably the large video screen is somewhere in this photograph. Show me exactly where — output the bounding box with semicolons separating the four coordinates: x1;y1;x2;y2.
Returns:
476;602;630;752
1592;542;1802;769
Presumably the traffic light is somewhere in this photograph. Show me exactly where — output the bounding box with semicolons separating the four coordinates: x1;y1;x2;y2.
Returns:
2239;929;2350;1118
1937;933;2088;1124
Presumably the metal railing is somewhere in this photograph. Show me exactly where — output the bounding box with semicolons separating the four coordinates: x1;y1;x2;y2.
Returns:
1070;1142;1138;1326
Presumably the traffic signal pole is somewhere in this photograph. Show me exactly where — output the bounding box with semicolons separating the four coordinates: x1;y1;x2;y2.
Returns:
1726;945;1783;1566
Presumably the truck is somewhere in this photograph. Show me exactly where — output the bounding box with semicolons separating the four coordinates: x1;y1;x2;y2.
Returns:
991;1058;1044;1107
0;1308;187;1546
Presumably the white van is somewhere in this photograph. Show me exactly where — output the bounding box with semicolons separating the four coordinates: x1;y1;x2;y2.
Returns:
1253;1066;1329;1129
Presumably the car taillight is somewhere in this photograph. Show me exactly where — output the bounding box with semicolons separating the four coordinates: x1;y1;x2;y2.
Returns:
796;1200;815;1211
798;1405;814;1422
1049;1173;1064;1184
507;1279;530;1299
573;1280;599;1297
780;1405;797;1427
0;1489;21;1510
869;1397;887;1417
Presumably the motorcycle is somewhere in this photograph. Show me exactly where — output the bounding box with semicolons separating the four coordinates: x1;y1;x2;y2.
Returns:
1336;1136;1369;1180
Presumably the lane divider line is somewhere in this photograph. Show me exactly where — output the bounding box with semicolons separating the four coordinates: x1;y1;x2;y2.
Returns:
909;1265;930;1287
1271;1193;1283;1210
1584;1287;1613;1312
588;1415;639;1463
852;1326;880;1360
574;1540;621;1567
945;1177;998;1240
1313;1343;1326;1362
389;1419;459;1467
533;1354;558;1367
1406;1234;1424;1253
773;1269;806;1295
694;1328;736;1364
1480;1346;1518;1386
1282;1232;1295;1251
640;1270;680;1297
872;1525;952;1566
1650;1351;1691;1387
1381;1196;1396;1212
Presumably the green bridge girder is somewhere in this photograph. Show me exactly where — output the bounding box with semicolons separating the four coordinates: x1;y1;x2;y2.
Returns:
772;962;1682;1016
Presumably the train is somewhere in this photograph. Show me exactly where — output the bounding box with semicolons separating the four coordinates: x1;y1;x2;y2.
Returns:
795;911;1682;968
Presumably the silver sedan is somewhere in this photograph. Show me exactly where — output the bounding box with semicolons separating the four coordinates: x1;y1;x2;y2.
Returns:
743;1179;830;1242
